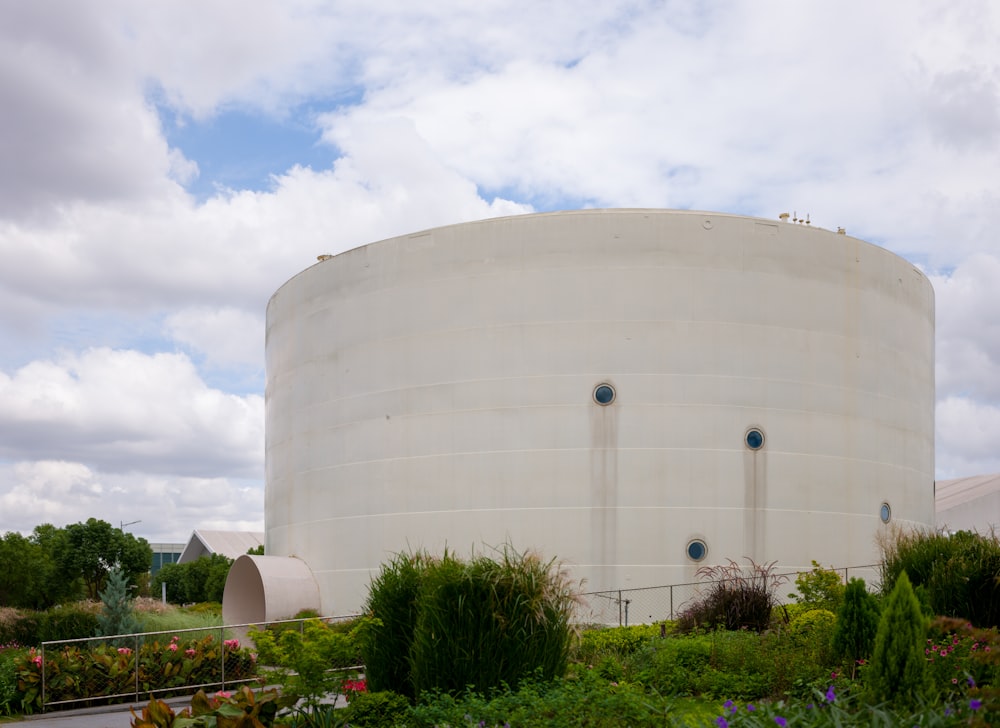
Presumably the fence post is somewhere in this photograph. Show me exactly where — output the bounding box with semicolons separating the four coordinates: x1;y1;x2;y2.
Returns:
670;585;674;621
40;643;46;713
220;625;226;690
134;633;140;703
618;591;623;627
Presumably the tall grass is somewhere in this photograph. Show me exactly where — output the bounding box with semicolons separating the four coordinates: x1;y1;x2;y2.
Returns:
409;546;579;698
361;550;431;698
137;604;223;638
878;526;1000;626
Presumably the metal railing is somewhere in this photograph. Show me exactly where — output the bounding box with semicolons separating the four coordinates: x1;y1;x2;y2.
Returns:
577;564;881;626
39;615;357;712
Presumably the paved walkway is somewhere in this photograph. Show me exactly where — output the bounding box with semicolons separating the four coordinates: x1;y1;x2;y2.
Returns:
6;696;190;728
6;692;347;727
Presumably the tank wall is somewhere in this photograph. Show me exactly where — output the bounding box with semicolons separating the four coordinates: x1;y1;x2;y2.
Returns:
265;210;935;614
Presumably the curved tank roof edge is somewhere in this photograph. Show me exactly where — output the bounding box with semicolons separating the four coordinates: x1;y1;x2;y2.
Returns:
266;208;932;306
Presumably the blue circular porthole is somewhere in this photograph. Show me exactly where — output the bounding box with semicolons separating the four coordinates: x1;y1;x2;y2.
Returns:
594;384;616;405
880;502;891;524
686;539;707;562
745;428;765;450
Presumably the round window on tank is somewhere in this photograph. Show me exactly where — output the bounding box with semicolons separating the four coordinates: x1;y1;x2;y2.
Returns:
593;384;616;405
745;428;765;450
686;539;707;562
880;502;891;524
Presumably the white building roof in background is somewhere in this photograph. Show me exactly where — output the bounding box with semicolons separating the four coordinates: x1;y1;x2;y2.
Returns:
179;529;264;563
935;474;1000;534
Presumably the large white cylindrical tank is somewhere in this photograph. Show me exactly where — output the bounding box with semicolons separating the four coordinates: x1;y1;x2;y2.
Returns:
265;209;935;615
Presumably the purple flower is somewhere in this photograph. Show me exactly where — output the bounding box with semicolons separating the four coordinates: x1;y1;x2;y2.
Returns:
747;704;756;712
723;700;735;713
715;717;729;728
970;699;982;711
825;685;836;702
774;717;787;727
968;676;976;687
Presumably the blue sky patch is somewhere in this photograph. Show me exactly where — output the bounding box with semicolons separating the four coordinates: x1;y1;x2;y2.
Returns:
159;104;338;201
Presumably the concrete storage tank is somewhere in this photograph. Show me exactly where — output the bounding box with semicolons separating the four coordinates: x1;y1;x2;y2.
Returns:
260;209;935;617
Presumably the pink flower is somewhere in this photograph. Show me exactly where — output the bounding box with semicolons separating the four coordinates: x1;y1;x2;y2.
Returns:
168;643;178;652
185;649;196;657
118;647;132;655
224;639;240;650
32;655;42;667
215;691;231;699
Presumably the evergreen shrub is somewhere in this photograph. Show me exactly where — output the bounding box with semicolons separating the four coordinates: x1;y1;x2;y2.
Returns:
867;571;929;708
833;577;880;677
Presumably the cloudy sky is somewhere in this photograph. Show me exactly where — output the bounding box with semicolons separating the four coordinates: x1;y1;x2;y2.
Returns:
1;1;998;544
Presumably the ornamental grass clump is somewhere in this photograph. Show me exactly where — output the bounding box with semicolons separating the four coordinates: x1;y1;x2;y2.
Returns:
361;550;431;698
676;559;787;634
363;545;580;700
410;547;579;698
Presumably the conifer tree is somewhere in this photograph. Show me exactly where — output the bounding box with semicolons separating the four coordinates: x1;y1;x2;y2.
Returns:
95;565;142;641
866;571;928;707
832;578;880;678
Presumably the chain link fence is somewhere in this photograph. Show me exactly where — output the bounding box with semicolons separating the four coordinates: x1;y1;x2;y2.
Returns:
576;564;881;626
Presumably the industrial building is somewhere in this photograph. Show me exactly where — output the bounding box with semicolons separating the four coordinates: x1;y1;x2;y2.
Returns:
223;209;936;622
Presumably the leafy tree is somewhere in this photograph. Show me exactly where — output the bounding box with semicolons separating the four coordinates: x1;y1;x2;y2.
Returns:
95;565;142;640
867;571;929;708
247;545;264;555
54;518;152;599
151;554;233;604
832;578;880;678
0;532;50;608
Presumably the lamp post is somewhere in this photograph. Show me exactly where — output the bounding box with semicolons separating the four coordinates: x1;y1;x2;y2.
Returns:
120;519;141;531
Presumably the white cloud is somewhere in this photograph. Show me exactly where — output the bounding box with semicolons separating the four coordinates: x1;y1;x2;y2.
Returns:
0;460;262;541
0;348;263;477
936;397;1000;479
932;254;1000;403
165;307;264;370
1;0;1000;540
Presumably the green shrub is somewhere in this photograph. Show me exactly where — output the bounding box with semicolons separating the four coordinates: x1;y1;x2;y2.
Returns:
409;546;578;698
832;578;880;677
0;646;22;716
249;618;363;708
361;550;430;698
676;559;788;633
35;604;99;643
867;571;929;708
787;608;837;667
574;624;662;666
409;670;670;728
788;561;845;613
341;689;411;727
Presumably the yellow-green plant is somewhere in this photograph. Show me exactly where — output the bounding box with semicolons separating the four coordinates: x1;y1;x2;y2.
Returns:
249;618;362;709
